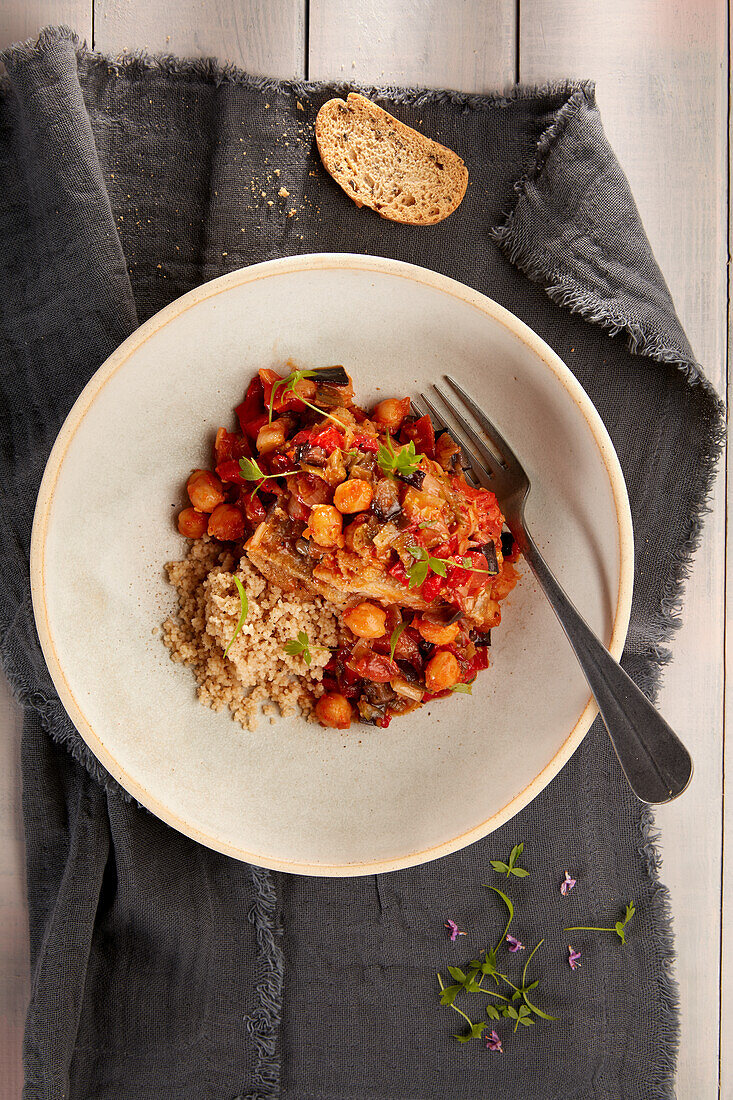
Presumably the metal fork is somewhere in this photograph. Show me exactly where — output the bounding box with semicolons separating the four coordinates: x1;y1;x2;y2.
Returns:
414;375;693;805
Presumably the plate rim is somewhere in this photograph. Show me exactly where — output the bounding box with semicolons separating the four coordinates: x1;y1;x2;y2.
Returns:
30;252;634;876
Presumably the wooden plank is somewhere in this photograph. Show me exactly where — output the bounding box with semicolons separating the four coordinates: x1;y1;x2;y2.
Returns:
94;0;305;78
0;677;27;1100
520;3;727;1096
0;0;92;52
309;0;515;90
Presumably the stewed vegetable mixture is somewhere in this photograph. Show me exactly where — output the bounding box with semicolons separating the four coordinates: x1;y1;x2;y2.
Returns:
167;364;519;730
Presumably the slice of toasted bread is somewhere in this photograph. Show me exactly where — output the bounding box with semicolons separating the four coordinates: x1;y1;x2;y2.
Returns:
315;93;468;225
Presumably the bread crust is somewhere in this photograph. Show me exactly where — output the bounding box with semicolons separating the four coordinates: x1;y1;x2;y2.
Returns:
315;93;468;225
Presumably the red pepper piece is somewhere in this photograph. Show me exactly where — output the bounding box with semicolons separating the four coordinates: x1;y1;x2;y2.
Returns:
464;648;490;677
259;367;306;415
242;412;269;442
244;495;267;526
235;376;265;432
400;414;435;459
351;430;379;453
216;459;246;484
214;427;252;465
388;560;410;587
346;651;400;683
420;573;444;602
309;426;345;453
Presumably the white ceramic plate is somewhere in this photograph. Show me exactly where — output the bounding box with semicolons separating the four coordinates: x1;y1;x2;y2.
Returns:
31;254;633;875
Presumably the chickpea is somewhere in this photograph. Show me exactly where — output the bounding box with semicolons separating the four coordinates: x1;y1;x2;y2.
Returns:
343;601;387;640
256;420;287;455
333;478;373;514
372;397;411;430
315;692;353;730
187;469;225;513
178;507;208;539
308;504;343;547
425;649;461;693
207;503;245;541
417;618;460;646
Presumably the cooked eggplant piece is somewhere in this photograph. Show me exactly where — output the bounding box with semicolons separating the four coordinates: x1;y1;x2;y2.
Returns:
310;365;350;385
371;478;402;521
396;469;426;490
480;540;499;575
294;443;329;467
501;531;514;558
473;630;492;647
364;681;396;706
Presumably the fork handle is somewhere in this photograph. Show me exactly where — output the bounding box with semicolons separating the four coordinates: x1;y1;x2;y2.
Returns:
519;529;693;804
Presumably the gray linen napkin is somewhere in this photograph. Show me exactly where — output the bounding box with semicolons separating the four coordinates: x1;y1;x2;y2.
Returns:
0;26;722;1100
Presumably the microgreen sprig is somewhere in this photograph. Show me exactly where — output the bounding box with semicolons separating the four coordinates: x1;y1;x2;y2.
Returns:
283;630;314;666
405;545;499;590
282;630;330;667
223;577;248;658
438;878;555;1043
267;367;345;428
377;434;424;479
406;545;447;589
239;455;300;496
490;843;530;879
565;901;636;945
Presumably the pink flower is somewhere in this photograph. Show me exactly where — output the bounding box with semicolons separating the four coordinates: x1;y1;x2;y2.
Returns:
444;919;467;942
560;871;577;896
568;945;581;970
506;934;524;953
485;1029;503;1052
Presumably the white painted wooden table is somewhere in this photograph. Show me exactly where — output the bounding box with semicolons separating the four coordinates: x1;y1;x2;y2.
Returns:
0;3;728;1096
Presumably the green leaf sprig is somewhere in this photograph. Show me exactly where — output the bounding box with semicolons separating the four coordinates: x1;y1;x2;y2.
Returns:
405;544;499;590
238;455;300;496
437;880;556;1043
282;630;331;668
267;367;345;428
406;545;448;589
490;842;530;879
565;901;636;945
377;435;424;479
283;630;314;666
223;576;249;658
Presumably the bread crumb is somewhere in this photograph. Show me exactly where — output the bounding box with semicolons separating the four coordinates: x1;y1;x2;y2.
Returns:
278;187;290;198
297;100;305;111
287;208;296;218
267;200;274;207
274;168;281;176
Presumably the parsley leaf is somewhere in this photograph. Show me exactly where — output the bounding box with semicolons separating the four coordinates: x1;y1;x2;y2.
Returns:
239;455;299;493
283;630;313;666
238;456;268;482
406;545;448;590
